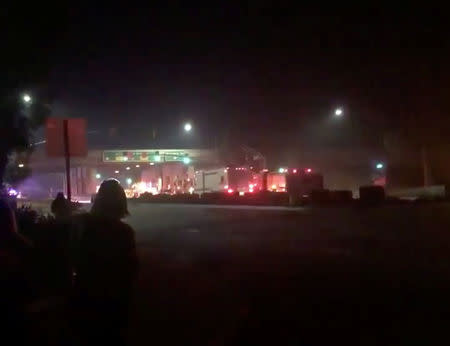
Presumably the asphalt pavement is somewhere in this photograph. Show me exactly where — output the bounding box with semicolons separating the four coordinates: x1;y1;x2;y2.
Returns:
123;203;450;345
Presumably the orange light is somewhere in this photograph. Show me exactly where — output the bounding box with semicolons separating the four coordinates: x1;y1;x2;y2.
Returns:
271;184;277;190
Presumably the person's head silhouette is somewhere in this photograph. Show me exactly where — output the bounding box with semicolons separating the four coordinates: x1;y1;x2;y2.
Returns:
91;179;129;219
55;192;65;200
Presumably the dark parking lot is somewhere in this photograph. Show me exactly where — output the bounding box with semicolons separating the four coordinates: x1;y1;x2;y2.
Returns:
123;203;450;345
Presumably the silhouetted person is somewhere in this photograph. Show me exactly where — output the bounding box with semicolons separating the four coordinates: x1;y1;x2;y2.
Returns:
51;192;71;219
70;179;137;346
0;199;33;342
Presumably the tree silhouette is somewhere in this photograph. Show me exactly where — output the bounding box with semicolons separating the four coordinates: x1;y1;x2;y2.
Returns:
0;95;51;186
0;4;68;188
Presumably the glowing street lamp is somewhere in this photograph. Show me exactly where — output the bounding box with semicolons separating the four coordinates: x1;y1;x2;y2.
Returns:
184;122;192;132
22;94;32;104
334;108;343;117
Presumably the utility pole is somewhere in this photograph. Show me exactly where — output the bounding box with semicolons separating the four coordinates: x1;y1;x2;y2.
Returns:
63;119;71;201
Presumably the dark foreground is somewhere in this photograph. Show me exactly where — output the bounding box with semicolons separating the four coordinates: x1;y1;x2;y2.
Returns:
117;203;450;345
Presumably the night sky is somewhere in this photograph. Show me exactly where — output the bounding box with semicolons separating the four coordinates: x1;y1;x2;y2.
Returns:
3;4;449;158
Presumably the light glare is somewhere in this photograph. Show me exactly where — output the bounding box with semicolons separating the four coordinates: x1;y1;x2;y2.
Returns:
23;94;31;103
335;108;343;116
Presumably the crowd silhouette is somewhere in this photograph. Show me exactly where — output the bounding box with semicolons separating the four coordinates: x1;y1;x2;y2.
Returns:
1;179;137;345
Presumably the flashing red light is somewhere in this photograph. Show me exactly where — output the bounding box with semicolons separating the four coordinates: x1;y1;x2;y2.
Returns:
227;188;234;194
293;169;298;173
306;168;312;173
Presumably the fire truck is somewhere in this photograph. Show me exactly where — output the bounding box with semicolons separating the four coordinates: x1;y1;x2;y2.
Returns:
285;169;324;196
194;166;257;194
261;168;323;196
194;166;323;196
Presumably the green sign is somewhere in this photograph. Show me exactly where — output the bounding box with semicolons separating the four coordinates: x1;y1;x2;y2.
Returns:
103;150;190;163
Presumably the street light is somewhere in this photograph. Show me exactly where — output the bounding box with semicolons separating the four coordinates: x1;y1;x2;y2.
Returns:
184;123;192;132
334;108;343;117
22;94;32;104
376;163;384;170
